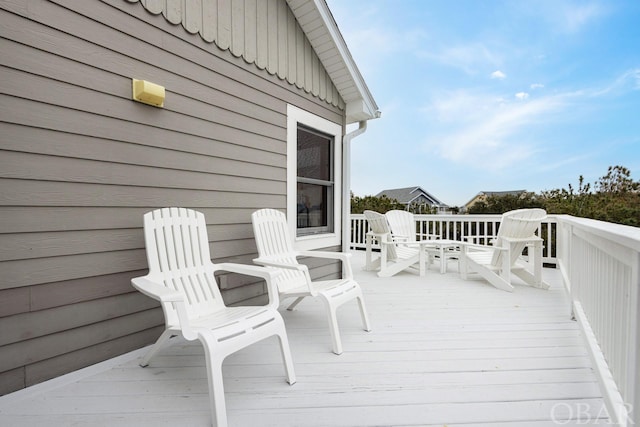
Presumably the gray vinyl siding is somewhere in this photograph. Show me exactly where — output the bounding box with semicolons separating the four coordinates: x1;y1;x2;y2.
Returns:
125;0;344;108
0;0;344;394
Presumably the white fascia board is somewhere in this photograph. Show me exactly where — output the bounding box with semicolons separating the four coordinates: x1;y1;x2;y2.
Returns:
313;0;380;123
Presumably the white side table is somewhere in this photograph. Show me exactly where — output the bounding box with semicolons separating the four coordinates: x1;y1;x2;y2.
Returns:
422;239;461;274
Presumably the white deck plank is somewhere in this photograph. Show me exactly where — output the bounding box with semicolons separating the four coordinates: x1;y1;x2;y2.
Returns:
0;251;609;426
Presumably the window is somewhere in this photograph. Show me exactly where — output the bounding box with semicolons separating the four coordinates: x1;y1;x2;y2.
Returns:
296;125;334;235
287;105;342;250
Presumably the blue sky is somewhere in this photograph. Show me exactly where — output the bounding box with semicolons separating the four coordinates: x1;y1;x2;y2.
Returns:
326;0;640;207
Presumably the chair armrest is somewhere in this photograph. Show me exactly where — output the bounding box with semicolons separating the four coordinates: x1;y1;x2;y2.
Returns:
253;258;309;272
215;263;282;308
131;276;196;340
461;243;508;253
500;236;543;243
297;251;354;280
131;276;183;303
297;250;351;261
366;231;388;242
253;257;314;296
215;262;282;281
380;233;398;245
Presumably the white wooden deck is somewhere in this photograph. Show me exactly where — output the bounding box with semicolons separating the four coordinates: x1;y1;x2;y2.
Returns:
0;251;609;426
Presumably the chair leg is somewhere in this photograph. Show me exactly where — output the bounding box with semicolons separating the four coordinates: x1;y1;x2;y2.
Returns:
140;329;175;367
286;296;305;311
513;268;550;290
459;249;468;279
356;293;372;332
377;257;420;278
275;324;297;385
201;340;228;427
319;296;343;355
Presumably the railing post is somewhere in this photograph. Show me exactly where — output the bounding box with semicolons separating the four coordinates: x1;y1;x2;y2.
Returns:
630;251;639;426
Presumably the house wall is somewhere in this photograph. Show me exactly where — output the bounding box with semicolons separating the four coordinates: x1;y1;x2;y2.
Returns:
128;0;345;109
0;0;344;395
464;195;485;212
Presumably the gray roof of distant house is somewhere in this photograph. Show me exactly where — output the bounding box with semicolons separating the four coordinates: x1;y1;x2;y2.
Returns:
480;190;527;197
463;190;527;207
376;186;448;207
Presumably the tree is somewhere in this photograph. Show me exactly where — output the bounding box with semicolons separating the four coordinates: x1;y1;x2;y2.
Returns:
467;192;542;214
593;166;639;226
540;175;593;218
352;165;639;226
540;165;639;226
350;193;405;214
596;165;638;193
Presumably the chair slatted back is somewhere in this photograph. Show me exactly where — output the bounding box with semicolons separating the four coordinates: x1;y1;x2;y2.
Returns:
363;210;398;260
385;210;418;246
491;208;547;267
251;209;307;293
143;207;224;326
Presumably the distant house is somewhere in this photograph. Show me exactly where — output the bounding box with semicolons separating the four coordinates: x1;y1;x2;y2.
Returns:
376;186;450;214
464;190;527;212
0;0;379;395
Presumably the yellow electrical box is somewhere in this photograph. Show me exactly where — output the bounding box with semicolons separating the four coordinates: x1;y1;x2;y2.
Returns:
132;79;165;107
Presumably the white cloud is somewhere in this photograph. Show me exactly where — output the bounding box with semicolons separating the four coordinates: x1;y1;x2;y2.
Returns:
530;83;545;90
563;3;604;33
423;91;567;170
515;92;530;100
537;153;594;173
422;90;507;124
418;42;502;74
491;70;506;80
516;1;607;34
619;68;640;91
338;25;429;81
587;68;640;97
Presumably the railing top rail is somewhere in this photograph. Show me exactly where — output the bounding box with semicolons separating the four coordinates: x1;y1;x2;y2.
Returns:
556;214;640;252
351;213;560;222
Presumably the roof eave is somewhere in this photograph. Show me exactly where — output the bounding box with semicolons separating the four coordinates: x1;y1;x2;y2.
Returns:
288;0;381;123
346;99;380;123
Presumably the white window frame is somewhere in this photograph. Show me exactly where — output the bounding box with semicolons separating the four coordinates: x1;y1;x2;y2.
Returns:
287;104;343;250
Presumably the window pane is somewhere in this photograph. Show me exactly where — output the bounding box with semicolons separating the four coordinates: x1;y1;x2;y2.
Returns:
297;128;331;181
297;183;330;229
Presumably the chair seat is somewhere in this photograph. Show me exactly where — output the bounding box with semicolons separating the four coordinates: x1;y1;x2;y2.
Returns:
465;250;494;264
281;278;347;297
188;306;280;340
395;245;421;259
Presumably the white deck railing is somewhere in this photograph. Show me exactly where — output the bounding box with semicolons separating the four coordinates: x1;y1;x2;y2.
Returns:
556;215;639;426
350;213;557;264
350;213;638;426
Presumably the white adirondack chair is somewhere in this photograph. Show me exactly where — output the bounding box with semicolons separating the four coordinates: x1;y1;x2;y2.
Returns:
251;208;371;355
384;210;424;244
460;208;551;292
363;210;428;277
131;207;296;427
385;210;460;274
